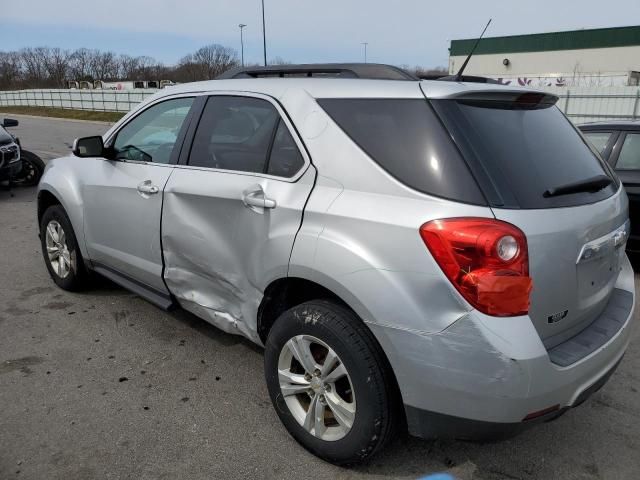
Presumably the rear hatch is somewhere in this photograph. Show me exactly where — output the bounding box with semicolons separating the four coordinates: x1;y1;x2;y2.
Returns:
431;89;628;347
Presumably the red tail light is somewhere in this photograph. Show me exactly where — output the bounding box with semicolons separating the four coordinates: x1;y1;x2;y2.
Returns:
419;218;532;317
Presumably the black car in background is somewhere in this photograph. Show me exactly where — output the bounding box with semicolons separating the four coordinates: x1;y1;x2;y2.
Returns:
0;118;22;183
0;118;45;187
580;121;640;256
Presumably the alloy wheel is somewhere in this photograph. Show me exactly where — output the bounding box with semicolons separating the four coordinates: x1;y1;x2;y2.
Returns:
278;334;356;441
45;220;73;278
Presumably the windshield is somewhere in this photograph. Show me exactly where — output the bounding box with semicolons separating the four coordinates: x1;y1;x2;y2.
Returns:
431;98;617;209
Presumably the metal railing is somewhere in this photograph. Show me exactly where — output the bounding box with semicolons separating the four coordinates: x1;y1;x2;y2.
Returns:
546;86;640;124
1;86;639;123
0;89;158;112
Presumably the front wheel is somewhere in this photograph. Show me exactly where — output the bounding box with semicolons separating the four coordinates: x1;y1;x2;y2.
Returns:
40;204;88;291
264;300;400;465
15;150;45;186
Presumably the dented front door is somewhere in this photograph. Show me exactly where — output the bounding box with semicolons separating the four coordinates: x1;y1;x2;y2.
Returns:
161;93;315;343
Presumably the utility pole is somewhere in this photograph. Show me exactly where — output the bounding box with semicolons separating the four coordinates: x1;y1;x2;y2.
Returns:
362;42;368;63
239;24;247;67
261;0;267;66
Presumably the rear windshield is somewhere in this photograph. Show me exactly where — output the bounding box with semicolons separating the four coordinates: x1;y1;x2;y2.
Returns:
431;98;617;209
317;98;485;205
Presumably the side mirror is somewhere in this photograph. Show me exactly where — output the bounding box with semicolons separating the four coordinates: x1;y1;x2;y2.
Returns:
2;118;19;128
72;136;105;158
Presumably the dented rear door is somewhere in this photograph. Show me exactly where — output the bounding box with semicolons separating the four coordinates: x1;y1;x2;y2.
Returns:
161;94;315;342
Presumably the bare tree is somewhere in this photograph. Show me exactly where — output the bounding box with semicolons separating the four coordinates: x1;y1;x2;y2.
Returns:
44;48;71;88
90;51;119;81
68;48;93;81
0;51;22;89
118;55;139;80
20;47;49;87
191;44;239;79
0;42;446;90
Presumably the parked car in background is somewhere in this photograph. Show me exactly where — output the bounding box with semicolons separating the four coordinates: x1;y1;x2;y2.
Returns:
580;121;640;257
37;64;635;465
0;117;46;188
0;118;22;184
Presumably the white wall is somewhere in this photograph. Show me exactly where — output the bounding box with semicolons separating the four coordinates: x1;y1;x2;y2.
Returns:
450;45;640;81
0;89;158;112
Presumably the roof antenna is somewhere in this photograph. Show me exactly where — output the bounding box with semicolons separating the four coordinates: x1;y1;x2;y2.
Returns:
455;18;492;82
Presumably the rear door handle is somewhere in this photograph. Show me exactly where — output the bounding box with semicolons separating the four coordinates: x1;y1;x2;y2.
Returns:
242;186;276;213
137;180;159;195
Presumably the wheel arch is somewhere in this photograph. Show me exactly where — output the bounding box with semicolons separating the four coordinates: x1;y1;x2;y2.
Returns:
37;189;62;224
257;273;376;345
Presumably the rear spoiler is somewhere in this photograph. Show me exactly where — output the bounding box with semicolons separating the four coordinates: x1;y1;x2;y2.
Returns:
446;91;559;107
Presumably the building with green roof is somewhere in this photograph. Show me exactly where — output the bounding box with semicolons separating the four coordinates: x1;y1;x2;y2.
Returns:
449;26;640;87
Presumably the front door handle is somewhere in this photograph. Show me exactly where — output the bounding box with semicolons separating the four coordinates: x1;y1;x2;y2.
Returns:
242;186;277;213
137;180;159;195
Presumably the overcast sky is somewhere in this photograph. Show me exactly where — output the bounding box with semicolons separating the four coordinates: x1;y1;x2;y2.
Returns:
3;1;640;67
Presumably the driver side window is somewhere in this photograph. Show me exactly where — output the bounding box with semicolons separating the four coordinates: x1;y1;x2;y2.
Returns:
112;97;194;164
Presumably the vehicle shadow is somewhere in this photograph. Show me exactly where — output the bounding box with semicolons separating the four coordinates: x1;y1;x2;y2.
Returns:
0;183;38;202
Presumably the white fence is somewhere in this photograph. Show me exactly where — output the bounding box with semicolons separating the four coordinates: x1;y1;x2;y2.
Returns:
1;86;640;123
0;89;158;112
546;86;640;124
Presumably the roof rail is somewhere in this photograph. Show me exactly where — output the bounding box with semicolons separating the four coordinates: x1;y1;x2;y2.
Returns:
217;63;419;81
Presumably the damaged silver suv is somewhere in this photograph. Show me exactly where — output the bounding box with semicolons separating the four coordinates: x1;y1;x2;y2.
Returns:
38;64;635;465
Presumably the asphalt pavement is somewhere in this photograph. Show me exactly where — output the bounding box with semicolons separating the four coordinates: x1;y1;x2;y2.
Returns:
1;114;640;480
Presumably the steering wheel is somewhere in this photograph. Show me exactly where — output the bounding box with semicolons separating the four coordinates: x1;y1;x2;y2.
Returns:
118;144;152;162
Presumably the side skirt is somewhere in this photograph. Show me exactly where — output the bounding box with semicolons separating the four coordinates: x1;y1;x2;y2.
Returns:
92;263;176;311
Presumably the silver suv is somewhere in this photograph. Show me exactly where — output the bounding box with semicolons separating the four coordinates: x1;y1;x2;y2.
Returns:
37;64;635;465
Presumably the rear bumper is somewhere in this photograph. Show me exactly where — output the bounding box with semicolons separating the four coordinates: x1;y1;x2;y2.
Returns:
405;353;623;441
368;254;635;440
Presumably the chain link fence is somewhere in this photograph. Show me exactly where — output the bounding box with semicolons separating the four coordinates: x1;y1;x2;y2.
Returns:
1;86;640;124
0;89;158;112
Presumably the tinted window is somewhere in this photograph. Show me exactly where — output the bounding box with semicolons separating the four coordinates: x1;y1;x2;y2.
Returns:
583;132;612;155
113;97;194;164
189;96;279;173
616;133;640;170
432;99;616;209
266;120;305;177
318;99;485;204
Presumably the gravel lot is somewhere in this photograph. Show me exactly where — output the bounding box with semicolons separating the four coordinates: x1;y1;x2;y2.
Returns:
1;114;640;480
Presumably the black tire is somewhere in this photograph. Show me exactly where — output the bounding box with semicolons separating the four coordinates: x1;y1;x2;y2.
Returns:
40;204;88;291
16;150;45;186
264;300;401;465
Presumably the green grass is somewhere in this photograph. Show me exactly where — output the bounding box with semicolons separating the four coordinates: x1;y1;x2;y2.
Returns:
0;106;125;122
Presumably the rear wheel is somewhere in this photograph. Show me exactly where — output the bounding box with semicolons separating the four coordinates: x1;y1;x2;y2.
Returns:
264;300;400;465
40;205;88;291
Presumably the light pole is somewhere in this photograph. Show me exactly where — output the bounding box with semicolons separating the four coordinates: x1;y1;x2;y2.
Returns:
238;24;247;67
361;42;368;63
261;0;267;66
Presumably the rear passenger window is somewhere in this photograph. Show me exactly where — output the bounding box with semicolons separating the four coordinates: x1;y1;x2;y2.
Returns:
584;132;612;155
189;96;279;173
318;98;486;204
267;120;305;177
616;133;640;170
318;98;485;204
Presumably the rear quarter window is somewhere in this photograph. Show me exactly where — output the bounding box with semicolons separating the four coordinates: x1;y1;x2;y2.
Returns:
317;98;485;205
